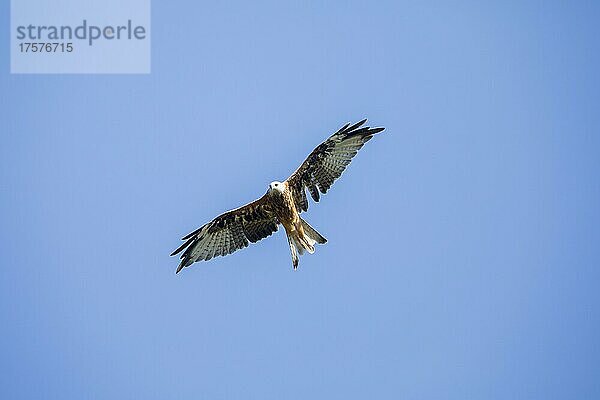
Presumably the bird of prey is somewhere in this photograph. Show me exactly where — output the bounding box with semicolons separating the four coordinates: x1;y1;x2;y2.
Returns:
171;119;385;273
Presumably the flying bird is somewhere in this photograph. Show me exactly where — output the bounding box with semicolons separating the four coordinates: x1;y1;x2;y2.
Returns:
171;119;385;273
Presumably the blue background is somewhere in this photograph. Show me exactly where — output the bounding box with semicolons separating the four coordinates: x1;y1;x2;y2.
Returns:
1;1;599;399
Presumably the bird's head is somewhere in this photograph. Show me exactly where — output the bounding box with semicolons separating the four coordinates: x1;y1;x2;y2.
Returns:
268;181;284;195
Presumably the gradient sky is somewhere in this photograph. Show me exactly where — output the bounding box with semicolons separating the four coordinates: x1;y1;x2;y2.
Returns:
1;1;600;399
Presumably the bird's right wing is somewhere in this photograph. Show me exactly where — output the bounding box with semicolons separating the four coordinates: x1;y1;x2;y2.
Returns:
171;194;279;273
285;119;385;213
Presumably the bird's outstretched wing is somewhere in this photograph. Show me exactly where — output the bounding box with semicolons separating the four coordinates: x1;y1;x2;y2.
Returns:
171;194;279;273
285;119;385;213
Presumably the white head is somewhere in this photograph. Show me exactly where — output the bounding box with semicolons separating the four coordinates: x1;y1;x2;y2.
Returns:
268;181;285;194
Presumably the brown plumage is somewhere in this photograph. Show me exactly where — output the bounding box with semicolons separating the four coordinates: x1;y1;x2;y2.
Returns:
171;119;385;273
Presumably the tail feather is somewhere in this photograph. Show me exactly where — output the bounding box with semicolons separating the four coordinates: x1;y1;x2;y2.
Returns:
295;234;314;254
285;218;328;269
287;234;299;269
300;218;327;244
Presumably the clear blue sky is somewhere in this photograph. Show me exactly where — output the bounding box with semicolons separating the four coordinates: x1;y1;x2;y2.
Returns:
1;1;599;399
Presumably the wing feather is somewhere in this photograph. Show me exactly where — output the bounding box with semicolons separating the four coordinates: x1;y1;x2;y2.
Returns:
285;119;385;212
171;194;278;273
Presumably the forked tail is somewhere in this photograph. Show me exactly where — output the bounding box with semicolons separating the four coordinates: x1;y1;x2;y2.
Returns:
286;218;327;269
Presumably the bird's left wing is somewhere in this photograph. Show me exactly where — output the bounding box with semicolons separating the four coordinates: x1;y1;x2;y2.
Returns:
170;194;279;273
285;119;385;213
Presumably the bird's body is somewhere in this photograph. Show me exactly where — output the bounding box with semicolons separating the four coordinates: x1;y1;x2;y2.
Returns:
171;119;384;273
268;181;297;228
267;180;327;268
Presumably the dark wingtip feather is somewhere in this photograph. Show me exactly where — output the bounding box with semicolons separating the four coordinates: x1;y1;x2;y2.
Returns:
346;119;368;133
334;122;351;135
175;256;193;274
170;246;182;257
170;236;195;256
